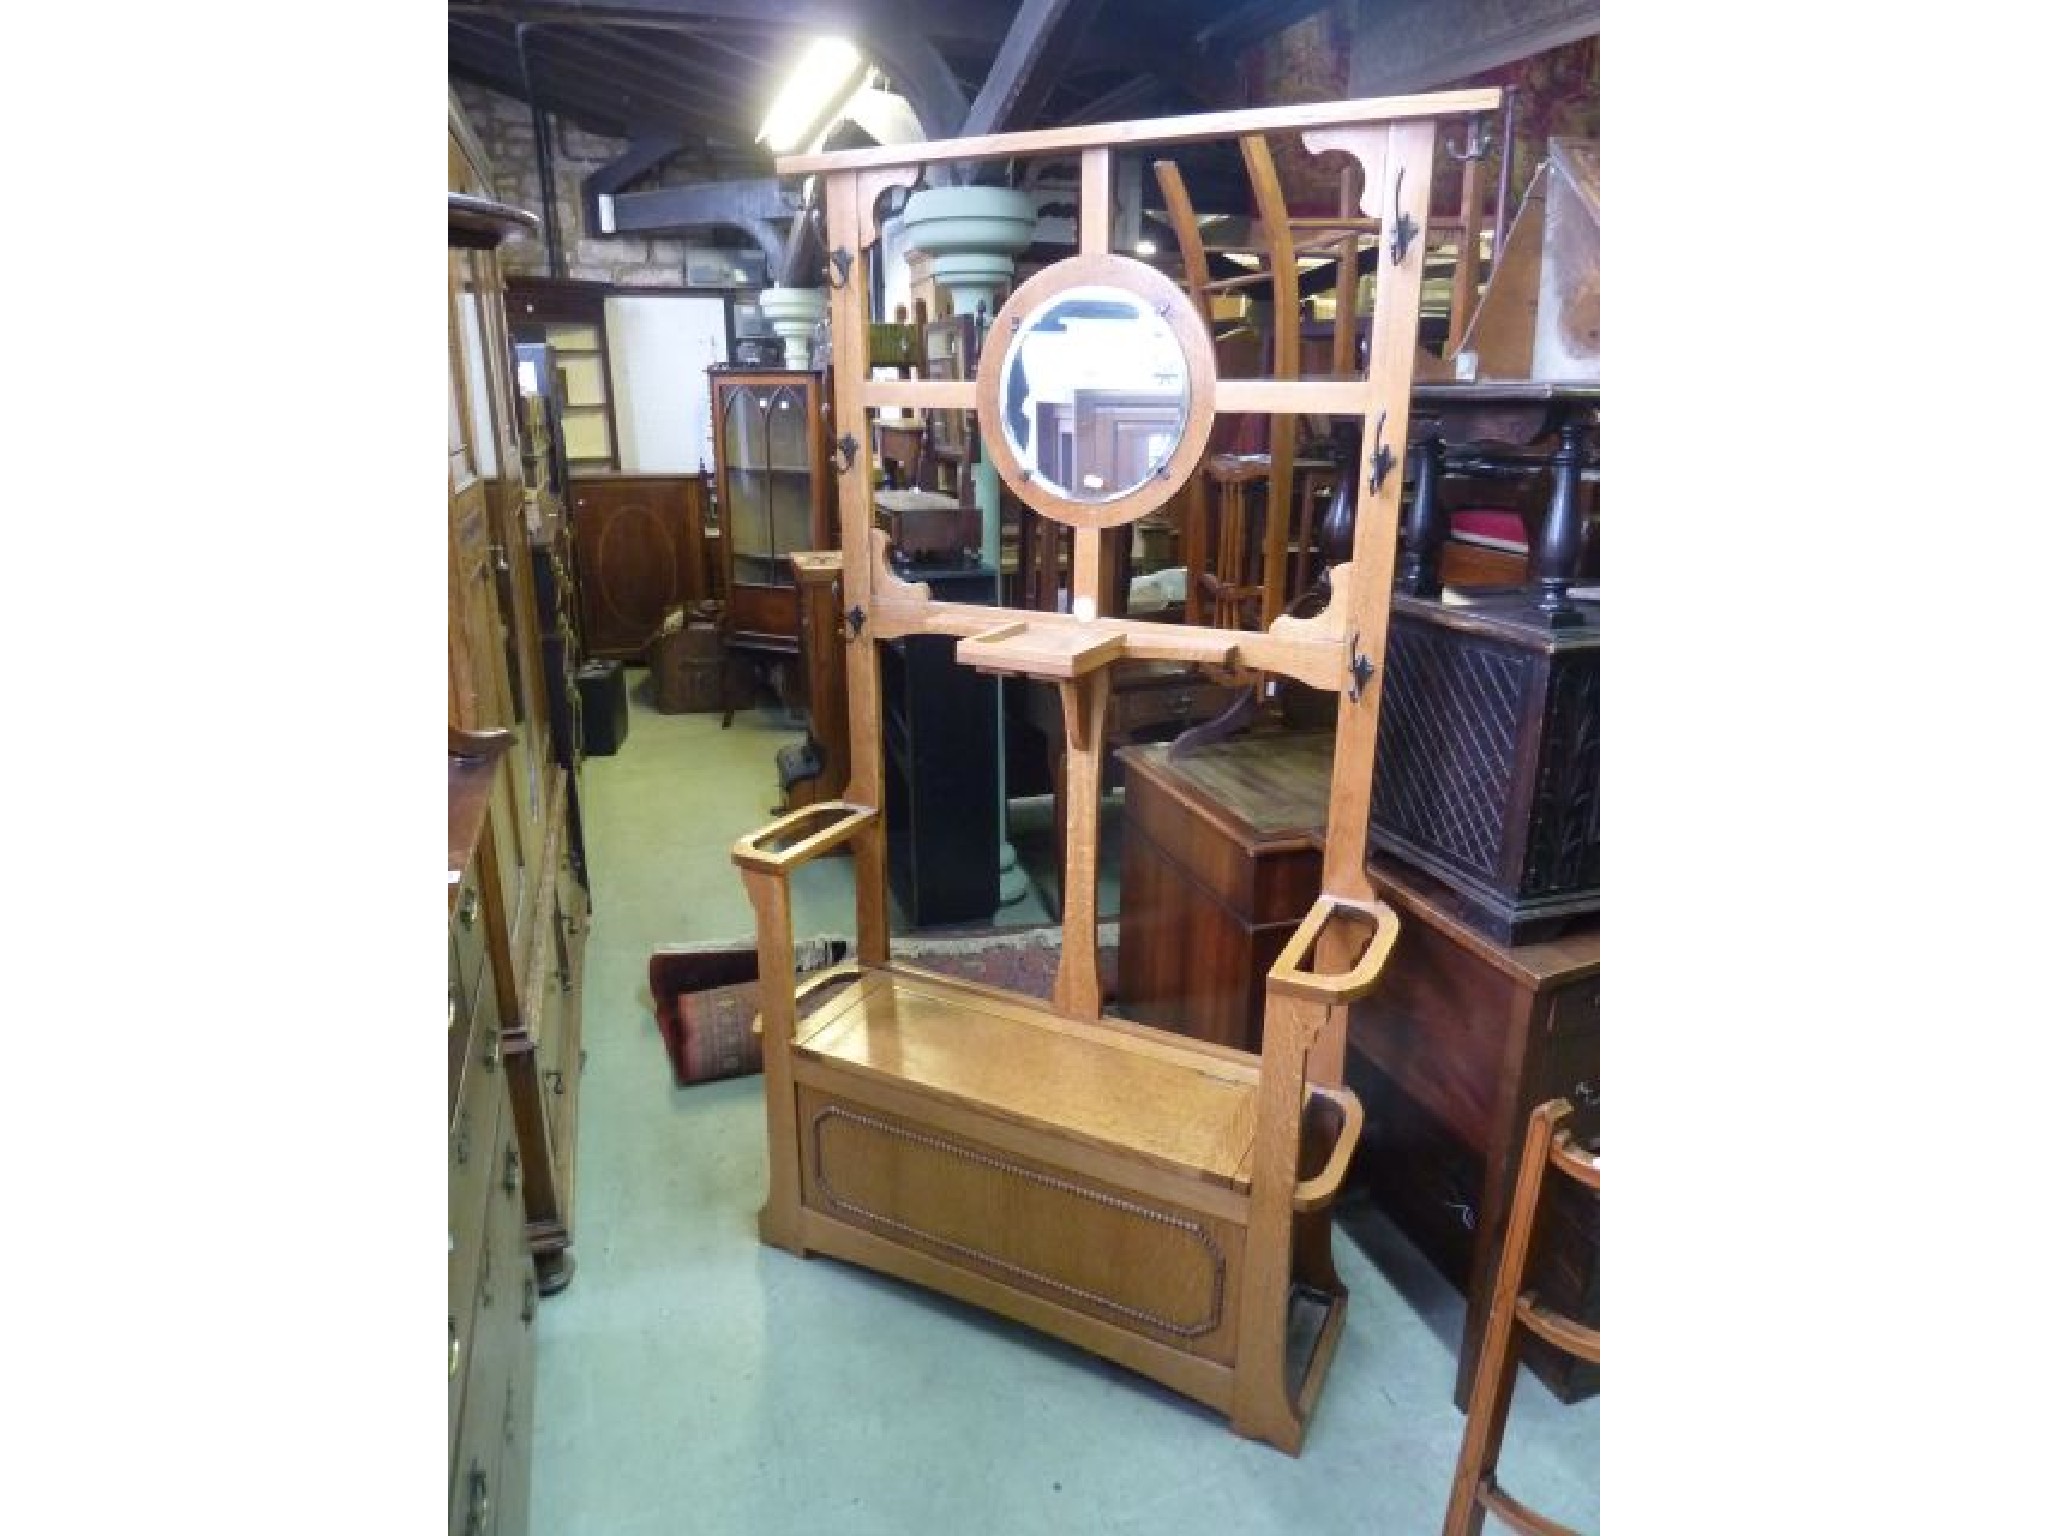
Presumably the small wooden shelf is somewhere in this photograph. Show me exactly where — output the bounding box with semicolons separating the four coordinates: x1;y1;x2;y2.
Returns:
956;620;1128;679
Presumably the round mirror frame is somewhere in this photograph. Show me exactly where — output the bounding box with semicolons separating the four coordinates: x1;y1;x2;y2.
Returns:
973;252;1218;531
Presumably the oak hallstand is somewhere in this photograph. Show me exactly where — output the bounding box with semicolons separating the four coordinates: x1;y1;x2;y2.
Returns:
729;87;1499;1455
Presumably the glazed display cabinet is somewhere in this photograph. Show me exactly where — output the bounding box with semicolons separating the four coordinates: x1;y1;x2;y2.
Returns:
709;368;834;654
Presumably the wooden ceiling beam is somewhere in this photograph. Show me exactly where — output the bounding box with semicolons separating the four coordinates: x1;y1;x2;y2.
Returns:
1345;0;1598;93
1189;0;1333;52
620;21;774;73
1051;72;1172;129
450;39;637;138
460;20;755;142
448;0;1017;47
537;26;745;116
859;25;970;143
596;175;799;273
955;0;1106;140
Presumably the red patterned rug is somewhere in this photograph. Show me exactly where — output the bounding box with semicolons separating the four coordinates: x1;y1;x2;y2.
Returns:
648;926;1118;1087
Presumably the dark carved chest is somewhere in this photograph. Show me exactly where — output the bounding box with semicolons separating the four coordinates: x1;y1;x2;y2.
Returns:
1370;591;1598;943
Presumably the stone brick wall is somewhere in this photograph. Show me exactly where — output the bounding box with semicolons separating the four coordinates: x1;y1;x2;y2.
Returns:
452;82;694;286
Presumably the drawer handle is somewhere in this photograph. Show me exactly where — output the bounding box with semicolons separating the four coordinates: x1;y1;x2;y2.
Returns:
521;1276;539;1324
448;985;459;1033
484;1029;502;1073
501;1145;522;1197
448;1319;460;1378
458;887;481;929
454;1119;472;1167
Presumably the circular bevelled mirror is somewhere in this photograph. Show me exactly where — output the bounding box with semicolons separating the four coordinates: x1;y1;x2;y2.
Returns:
974;253;1216;530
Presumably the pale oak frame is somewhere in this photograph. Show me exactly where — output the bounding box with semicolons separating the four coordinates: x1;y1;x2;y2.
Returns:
733;89;1493;1455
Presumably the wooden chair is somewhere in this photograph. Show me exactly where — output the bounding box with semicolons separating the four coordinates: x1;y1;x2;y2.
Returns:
873;417;980;565
872;304;981;566
732;87;1495;1456
1443;1099;1601;1535
872;418;928;490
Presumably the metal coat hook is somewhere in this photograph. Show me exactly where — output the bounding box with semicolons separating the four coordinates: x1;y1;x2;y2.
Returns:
1346;632;1375;702
828;247;853;289
1447;116;1493;164
1367;410;1396;496
833;432;859;473
1390;168;1418;266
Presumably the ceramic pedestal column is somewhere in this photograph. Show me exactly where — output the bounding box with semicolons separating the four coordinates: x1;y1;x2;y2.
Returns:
899;189;1040;908
759;286;828;371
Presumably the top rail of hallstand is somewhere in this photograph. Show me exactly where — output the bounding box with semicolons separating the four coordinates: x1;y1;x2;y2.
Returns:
772;89;1502;177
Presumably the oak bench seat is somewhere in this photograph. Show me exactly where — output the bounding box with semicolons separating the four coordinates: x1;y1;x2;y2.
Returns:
792;964;1264;1192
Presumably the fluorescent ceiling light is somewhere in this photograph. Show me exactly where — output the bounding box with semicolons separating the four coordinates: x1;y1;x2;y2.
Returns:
758;38;867;153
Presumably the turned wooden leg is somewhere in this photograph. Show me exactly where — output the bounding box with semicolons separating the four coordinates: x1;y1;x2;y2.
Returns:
1398;431;1446;597
1532;420;1589;627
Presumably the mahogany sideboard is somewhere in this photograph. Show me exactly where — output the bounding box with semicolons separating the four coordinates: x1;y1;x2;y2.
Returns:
1116;731;1598;1403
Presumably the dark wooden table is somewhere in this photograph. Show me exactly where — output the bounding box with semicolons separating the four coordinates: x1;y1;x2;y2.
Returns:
1405;382;1599;628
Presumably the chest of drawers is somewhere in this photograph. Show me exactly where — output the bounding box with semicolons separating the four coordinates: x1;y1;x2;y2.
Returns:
451;739;539;1535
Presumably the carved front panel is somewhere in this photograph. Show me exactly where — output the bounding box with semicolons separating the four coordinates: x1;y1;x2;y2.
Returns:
1520;648;1600;900
799;1090;1242;1362
1370;607;1599;934
1372;619;1529;886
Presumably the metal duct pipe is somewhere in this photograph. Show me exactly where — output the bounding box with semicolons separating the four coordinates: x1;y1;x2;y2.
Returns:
516;24;565;277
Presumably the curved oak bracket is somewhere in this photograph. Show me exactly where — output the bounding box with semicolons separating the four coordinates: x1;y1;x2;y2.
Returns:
1300;125;1393;217
868;530;934;606
856;167;923;250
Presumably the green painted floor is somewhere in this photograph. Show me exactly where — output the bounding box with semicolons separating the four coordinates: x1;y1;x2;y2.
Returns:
530;671;1599;1534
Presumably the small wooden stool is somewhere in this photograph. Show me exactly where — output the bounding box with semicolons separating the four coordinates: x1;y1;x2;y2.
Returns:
1443;1098;1600;1536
